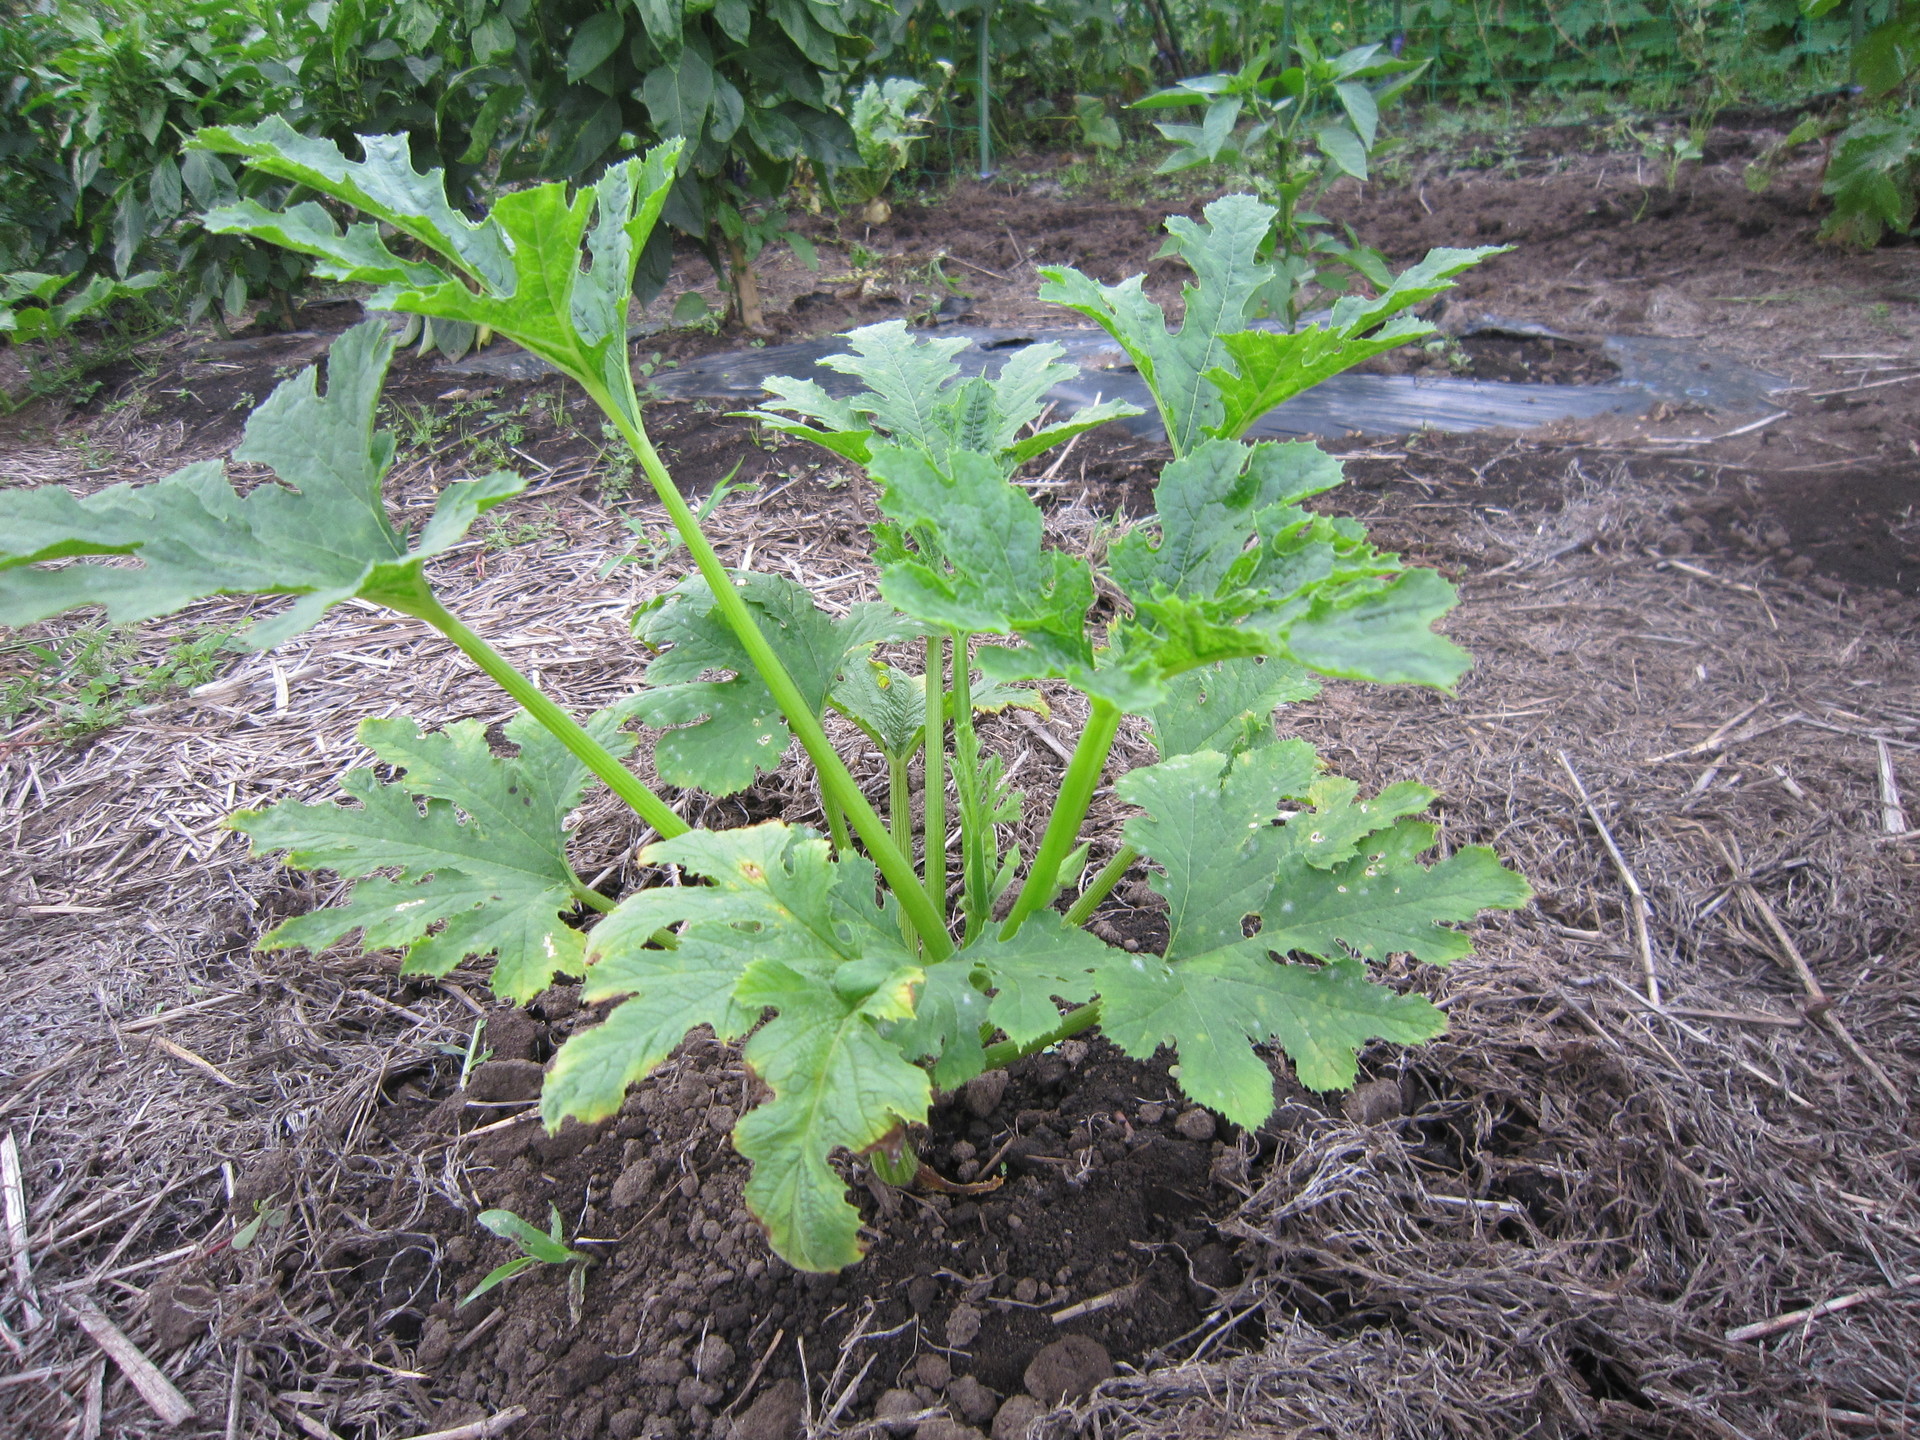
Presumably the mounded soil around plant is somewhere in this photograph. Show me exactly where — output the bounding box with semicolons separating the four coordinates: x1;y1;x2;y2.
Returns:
4;121;1918;1439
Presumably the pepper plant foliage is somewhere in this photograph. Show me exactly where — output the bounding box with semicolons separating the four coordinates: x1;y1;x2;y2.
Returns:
0;127;1528;1274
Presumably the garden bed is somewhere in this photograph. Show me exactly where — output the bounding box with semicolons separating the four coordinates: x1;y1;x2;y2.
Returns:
3;126;1917;1439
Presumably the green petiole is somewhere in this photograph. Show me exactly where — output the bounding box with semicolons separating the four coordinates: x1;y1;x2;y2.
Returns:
382;585;688;842
589;372;955;960
887;752;912;853
948;640;992;943
981;1001;1103;1070
822;783;852;856
570;883;617;914
1064;844;1138;928
1000;697;1121;937
923;633;947;918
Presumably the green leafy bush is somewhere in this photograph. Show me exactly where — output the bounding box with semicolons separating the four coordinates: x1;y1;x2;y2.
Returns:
493;0;880;327
0;126;1527;1274
1821;110;1920;242
0;267;164;409
0;0;307;325
0;268;161;343
1746;0;1920;245
869;0;1144;160
277;0;531;211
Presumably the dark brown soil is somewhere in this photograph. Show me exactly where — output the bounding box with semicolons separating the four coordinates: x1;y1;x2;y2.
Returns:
324;987;1268;1440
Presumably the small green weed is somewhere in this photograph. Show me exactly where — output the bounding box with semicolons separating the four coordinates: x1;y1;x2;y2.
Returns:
1;624;235;740
435;1017;493;1089
470;418;527;471
597;422;642;502
390;400;452;453
460;1204;591;1319
599;466;753;576
58;431;112;469
478;506;560;553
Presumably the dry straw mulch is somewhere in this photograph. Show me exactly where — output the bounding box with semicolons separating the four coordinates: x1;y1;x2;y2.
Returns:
2;419;1916;1439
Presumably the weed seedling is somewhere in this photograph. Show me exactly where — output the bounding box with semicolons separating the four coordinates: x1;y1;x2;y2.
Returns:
479;506;559;553
231;1198;288;1251
2;625;235;740
461;1205;591;1320
438;1018;492;1090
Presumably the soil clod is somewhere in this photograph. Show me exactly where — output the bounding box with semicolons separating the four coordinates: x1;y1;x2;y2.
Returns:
466;1058;546;1102
947;1376;998;1424
1022;1336;1114;1406
732;1378;805;1440
875;1389;922;1435
943;1303;984;1349
1340;1078;1403;1126
989;1395;1045;1440
1172;1108;1217;1142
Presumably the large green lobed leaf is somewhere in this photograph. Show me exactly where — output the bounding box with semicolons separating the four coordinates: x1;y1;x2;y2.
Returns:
0;321;522;647
1039;193;1276;457
1201;246;1509;440
1092;747;1529;1118
630;572;914;794
1106;437;1472;692
742;319;1140;475
234;703;640;1002
866;444;1096;671
192;122;681;395
543;823;929;1272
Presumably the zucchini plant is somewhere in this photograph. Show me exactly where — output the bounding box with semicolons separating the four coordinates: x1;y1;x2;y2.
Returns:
0;124;1528;1274
1137;37;1427;326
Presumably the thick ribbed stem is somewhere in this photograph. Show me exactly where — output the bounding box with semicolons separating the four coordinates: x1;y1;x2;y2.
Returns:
1000;698;1121;937
888;754;910;852
586;373;953;959
923;634;948;918
390;589;687;841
